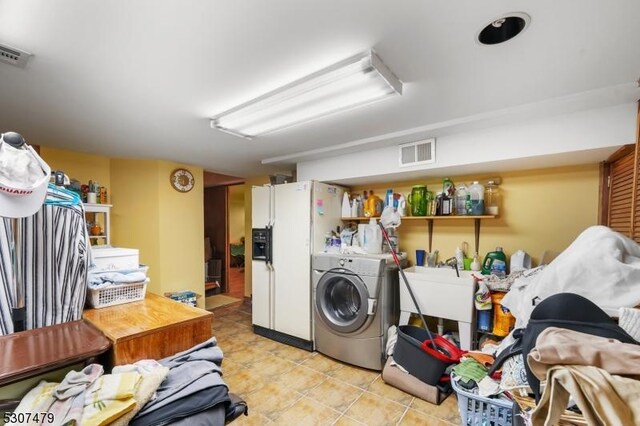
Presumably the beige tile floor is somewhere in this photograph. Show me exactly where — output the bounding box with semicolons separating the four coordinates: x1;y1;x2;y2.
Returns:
212;302;462;425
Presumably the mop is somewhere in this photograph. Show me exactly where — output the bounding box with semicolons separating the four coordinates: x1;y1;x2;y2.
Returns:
378;207;463;365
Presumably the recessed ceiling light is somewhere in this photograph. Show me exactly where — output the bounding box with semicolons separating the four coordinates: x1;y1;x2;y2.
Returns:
477;12;531;45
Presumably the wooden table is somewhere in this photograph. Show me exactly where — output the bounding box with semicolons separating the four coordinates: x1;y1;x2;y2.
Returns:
83;292;213;366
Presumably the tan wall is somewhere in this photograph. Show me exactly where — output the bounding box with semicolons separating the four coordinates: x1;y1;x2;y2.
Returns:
244;176;270;297
228;184;245;244
350;164;600;267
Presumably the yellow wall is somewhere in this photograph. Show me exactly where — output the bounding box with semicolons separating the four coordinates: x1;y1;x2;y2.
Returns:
110;159;162;291
244;175;270;297
110;160;205;306
157;161;205;305
351;164;600;267
39;147;205;305
228;184;245;244
40;146;111;190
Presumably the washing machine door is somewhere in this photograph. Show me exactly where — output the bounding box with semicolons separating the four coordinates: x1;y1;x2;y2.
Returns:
315;269;372;334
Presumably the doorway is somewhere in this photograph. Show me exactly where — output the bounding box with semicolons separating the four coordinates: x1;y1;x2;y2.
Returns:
203;172;245;310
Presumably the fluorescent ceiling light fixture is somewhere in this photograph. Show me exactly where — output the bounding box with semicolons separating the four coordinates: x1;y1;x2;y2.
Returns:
210;50;403;139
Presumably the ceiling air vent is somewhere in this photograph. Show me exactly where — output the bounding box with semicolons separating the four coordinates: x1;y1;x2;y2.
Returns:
398;139;435;167
0;43;32;68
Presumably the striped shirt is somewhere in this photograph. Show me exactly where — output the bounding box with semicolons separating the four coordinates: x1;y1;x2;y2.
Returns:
0;188;89;335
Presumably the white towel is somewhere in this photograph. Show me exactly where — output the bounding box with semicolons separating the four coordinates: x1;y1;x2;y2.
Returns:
619;307;640;342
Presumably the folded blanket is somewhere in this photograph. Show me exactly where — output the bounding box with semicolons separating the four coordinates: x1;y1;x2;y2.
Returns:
88;271;148;288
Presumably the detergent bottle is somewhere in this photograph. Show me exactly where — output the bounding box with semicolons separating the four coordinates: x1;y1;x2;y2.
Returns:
364;190;382;217
363;218;383;254
481;247;507;277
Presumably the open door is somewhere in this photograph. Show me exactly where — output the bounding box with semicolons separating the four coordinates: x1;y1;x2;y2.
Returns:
204;186;228;294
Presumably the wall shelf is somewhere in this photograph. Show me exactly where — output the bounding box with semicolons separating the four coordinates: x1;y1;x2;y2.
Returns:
85;203;112;247
341;215;496;254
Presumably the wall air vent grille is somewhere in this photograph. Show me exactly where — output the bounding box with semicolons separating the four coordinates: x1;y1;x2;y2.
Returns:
0;43;32;68
398;139;435;167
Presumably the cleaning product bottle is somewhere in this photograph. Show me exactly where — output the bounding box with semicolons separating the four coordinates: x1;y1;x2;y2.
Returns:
455;183;468;216
384;189;394;209
491;292;515;336
351;197;359;218
363;218;382;254
341;192;351;218
468;181;485;215
471;253;481;271
455;247;465;272
481;247;507;277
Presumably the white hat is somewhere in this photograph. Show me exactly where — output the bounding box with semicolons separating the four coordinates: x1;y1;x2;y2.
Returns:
0;133;51;218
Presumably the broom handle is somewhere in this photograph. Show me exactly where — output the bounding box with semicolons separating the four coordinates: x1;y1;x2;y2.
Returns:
378;222;437;351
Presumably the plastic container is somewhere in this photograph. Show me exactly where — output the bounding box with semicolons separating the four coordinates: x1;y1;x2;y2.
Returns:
468;181;485;215
510;250;531;272
410;185;428;216
384;189;394;209
442;177;455;197
485;181;500;215
87;280;148;309
471;253;481;271
451;374;520;426
364;191;383;217
455;247;465;272
394;325;457;385
481;247;507;277
491;292;515;337
477;309;493;332
455;184;468;216
362;218;382;254
341;192;352;217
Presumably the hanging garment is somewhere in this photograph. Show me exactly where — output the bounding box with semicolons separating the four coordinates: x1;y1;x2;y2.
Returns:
0;187;88;334
0;218;15;334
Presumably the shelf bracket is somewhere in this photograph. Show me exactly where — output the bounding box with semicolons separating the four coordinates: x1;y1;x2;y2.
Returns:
427;219;433;253
474;218;481;254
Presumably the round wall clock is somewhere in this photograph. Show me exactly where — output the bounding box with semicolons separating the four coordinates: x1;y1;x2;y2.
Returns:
170;168;195;193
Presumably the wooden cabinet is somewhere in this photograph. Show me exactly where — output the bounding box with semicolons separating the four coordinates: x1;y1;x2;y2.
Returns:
83;293;213;367
85;203;112;246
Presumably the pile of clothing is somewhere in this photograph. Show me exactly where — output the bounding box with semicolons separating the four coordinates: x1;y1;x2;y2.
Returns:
88;266;149;291
454;292;640;425
8;338;245;426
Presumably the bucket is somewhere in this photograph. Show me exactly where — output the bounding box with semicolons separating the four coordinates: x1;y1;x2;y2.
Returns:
394;325;463;385
491;292;515;337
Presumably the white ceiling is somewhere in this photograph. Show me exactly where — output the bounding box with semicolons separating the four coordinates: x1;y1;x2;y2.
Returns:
1;0;639;177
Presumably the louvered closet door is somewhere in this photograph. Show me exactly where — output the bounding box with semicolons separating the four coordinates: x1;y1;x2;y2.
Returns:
608;149;635;237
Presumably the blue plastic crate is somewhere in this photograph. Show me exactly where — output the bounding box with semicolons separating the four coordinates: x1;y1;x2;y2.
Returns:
451;374;522;426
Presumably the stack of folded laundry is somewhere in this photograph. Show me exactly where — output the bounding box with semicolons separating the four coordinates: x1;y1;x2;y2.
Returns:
88;266;149;290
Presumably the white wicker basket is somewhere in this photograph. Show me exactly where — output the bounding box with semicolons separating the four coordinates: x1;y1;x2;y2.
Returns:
87;281;147;309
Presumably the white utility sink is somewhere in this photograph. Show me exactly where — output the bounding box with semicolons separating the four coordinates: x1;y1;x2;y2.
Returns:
399;266;477;350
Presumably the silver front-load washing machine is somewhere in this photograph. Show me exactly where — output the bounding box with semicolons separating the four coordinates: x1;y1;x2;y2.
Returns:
312;253;400;371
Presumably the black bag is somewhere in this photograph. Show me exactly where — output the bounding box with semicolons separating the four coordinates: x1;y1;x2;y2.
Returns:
489;293;639;401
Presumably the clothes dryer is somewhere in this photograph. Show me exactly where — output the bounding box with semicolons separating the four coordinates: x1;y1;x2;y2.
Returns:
312;253;401;370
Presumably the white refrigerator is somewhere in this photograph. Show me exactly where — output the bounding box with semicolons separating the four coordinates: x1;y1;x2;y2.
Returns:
251;181;344;350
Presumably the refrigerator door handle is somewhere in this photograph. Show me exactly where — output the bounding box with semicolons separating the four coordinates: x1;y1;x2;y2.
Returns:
266;224;273;265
